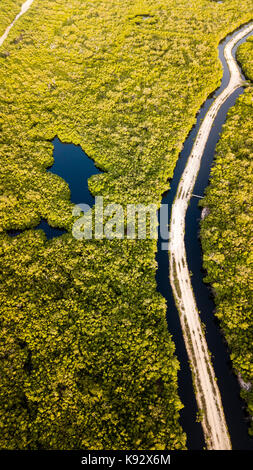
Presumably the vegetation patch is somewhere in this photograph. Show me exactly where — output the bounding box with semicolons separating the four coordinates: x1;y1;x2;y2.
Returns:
0;0;23;37
0;0;252;449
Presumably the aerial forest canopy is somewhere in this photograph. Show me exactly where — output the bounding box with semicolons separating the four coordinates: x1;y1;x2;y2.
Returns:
0;0;252;449
0;1;23;37
200;35;253;436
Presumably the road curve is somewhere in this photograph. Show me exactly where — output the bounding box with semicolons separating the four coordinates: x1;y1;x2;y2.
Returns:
0;0;34;47
169;22;253;450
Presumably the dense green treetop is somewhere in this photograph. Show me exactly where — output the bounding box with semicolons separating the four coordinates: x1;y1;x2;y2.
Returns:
0;0;252;449
0;1;23;38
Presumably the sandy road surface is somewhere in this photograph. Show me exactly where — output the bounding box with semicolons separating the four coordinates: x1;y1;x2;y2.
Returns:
169;23;253;450
0;0;34;47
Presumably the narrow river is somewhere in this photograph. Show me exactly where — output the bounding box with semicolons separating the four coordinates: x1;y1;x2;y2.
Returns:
156;24;253;449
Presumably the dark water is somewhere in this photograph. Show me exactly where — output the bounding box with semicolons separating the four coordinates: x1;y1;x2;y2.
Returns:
8;137;101;239
8;218;66;239
49;137;101;207
156;26;253;449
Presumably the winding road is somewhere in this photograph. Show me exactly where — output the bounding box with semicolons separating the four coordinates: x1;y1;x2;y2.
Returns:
0;0;34;47
1;0;252;451
169;22;253;450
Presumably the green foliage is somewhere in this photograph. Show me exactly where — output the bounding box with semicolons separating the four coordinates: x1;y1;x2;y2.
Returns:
200;37;253;434
237;35;253;81
0;233;185;449
0;0;253;449
0;1;23;38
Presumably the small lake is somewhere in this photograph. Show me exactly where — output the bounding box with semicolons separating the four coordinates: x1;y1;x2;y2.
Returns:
8;137;101;239
50;137;101;207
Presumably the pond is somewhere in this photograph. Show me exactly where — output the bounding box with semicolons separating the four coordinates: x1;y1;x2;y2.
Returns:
8;137;101;240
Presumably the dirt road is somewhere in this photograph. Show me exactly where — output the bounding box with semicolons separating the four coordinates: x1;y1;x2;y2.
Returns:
169;23;253;450
0;0;34;47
